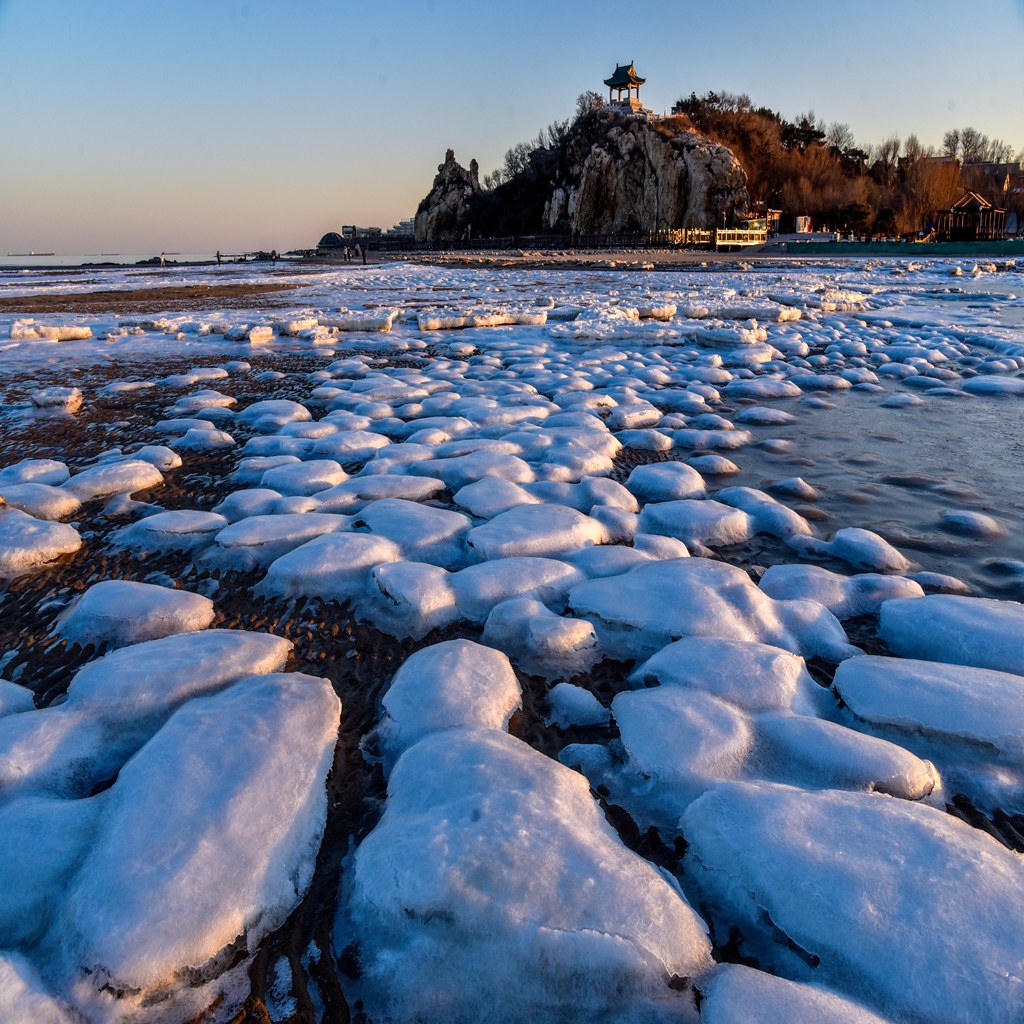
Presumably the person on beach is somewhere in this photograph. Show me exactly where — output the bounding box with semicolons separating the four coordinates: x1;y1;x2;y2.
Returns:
216;250;222;265
160;252;165;268
271;250;278;263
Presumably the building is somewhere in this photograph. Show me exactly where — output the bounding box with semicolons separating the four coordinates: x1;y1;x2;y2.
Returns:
935;191;1006;242
604;62;646;112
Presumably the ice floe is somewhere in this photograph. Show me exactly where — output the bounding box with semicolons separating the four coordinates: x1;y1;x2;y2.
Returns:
683;781;1024;1024
0;508;81;576
879;594;1024;674
343;727;712;1024
53;580;215;648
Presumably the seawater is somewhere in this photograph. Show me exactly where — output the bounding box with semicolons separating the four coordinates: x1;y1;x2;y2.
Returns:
723;386;1024;599
0;253;224;269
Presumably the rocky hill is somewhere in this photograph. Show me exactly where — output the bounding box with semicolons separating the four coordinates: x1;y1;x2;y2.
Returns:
414;106;749;242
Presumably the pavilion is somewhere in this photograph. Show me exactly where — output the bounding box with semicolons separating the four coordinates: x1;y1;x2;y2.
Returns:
604;62;646;112
936;191;1006;242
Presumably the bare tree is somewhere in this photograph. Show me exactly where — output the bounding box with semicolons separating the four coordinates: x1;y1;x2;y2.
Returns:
942;129;961;160
960;126;986;163
574;91;603;121
873;135;901;186
987;137;1015;164
826;122;855;153
903;133;927;163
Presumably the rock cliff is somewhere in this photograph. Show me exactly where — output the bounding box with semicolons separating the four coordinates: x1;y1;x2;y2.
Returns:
415;107;749;241
414;149;481;243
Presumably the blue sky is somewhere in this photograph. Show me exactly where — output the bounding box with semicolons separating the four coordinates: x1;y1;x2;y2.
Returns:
1;0;1022;254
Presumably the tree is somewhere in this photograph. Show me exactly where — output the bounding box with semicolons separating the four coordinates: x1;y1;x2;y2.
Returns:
960;126;986;163
903;133;927;164
942;129;961;161
872;135;901;187
574;91;603;121
826;122;855;153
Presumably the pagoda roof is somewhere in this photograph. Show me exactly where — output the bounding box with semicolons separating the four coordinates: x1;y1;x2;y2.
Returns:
604;62;645;88
951;190;992;210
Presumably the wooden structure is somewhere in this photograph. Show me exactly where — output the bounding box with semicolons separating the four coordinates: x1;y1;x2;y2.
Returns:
936;191;1006;241
604;62;645;111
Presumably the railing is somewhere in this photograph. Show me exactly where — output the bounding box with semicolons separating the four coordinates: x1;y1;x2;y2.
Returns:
343;229;722;254
326;227;768;254
714;228;768;249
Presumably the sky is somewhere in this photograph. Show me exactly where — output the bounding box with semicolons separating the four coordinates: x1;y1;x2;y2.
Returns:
1;0;1023;255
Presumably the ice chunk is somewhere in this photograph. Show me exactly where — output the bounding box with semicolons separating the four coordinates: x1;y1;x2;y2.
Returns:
348;498;471;569
172;426;236;450
768;476;820;500
760;564;924;619
755;713;937;800
0;952;79;1024
0;795;102;947
62;673;340;1011
371;640;521;768
638;499;753;548
454;478;541;519
0;483;80;521
167;388;235;415
791;527;911;574
613;688;754;804
0;508;81;576
259;533;402;603
365;561;459;638
701;964;892;1024
62;460;163;502
344;727;712;1024
207;513;348;569
716;486;811;538
410;451;537;490
938;509;1006;538
313;474;445;513
451;557;584;623
481;597;601;680
879;594;1024;675
0;630;293;799
568;558;856;662
683;781;1024;1024
212;488;283;522
260;459;348;496
54;580;215;649
686;454;739;475
625;462;706;501
237;399;312;426
467;504;608;561
31;386;83;413
545;681;609;728
131;444;182;471
835;654;1024;758
312;429;392;462
0;680;35;718
630;637;819;714
112;509;228;552
0;459;69;487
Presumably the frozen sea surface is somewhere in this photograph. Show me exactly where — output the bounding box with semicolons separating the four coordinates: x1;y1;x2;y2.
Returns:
1;254;1023;1022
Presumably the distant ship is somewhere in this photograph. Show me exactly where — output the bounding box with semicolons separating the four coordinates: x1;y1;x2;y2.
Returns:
7;251;56;256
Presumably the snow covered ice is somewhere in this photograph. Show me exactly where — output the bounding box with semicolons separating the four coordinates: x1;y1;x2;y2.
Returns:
1;254;1024;1021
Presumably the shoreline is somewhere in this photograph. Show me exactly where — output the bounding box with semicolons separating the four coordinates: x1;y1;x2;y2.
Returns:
3;238;1020;278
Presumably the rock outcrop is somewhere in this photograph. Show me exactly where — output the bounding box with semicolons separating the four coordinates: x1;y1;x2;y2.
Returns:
414;149;481;243
415;108;749;242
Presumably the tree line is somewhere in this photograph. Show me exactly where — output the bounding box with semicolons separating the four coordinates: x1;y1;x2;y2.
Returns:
481;90;1023;237
672;91;1023;236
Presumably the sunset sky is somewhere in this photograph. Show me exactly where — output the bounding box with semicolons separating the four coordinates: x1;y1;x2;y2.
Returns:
2;0;1022;254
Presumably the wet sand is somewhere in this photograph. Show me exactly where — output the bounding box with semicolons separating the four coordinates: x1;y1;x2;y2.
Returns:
0;281;303;315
